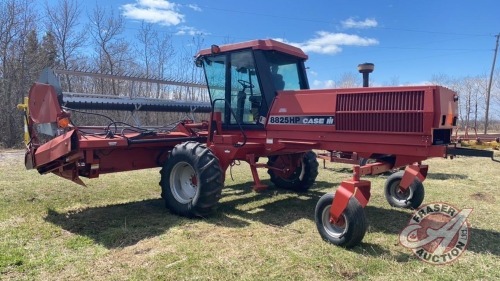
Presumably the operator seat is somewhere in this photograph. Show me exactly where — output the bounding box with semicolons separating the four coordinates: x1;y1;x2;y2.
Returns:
273;73;285;91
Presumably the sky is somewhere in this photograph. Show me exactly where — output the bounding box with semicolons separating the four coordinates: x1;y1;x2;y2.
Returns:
47;0;500;89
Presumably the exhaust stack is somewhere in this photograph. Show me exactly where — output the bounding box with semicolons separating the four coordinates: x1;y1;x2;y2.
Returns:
358;63;374;87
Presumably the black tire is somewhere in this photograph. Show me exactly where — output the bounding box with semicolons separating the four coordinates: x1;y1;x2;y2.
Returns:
315;193;367;248
160;141;223;218
384;170;425;209
359;157;376;166
359;157;400;175
267;151;319;192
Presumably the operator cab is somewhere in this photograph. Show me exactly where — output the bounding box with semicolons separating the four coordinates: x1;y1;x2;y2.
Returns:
195;39;309;129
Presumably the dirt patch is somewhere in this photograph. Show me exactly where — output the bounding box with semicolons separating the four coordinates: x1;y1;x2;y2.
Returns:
0;150;24;163
470;192;496;203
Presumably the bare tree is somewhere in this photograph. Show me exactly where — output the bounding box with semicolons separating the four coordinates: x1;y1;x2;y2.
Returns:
136;21;154;78
135;22;175;99
430;74;452;86
173;35;206;101
0;0;40;147
152;30;175;98
336;72;361;88
490;70;500;129
388;76;400;86
44;0;87;91
88;4;130;96
436;75;488;134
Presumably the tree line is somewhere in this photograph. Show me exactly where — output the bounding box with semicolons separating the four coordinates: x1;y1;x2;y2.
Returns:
0;0;208;148
1;0;499;148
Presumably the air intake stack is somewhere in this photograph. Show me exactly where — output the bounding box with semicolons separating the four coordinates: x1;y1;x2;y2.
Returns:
358;63;374;87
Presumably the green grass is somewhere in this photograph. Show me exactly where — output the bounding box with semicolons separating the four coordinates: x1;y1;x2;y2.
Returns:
0;150;499;280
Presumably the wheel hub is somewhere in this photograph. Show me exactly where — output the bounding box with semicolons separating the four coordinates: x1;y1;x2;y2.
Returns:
272;155;304;180
322;204;348;238
170;161;198;204
392;182;412;201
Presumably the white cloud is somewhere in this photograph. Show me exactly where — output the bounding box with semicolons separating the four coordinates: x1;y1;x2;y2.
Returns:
141;0;175;9
408;81;434;86
311;79;336;89
312;80;322;87
277;31;378;55
324;80;335;88
187;4;202;12
121;0;184;26
175;26;206;36
342;18;378;29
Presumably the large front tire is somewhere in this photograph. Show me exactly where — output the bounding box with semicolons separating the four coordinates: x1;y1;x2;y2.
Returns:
315;193;367;248
160;141;223;218
267;151;319;192
384;170;425;209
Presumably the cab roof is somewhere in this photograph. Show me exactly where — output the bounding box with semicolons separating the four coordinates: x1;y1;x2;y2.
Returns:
195;39;308;60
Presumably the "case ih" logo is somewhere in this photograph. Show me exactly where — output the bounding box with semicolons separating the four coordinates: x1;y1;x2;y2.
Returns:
268;115;335;125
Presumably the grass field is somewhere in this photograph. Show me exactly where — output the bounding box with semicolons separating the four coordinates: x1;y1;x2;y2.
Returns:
0;150;499;280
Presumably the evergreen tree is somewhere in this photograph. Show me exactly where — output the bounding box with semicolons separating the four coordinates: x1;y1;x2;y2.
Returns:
41;31;58;68
25;29;40;80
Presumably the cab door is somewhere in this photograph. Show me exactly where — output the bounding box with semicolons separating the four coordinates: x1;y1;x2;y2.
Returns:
202;50;266;130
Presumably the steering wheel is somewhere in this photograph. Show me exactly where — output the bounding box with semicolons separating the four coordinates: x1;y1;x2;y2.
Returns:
238;79;254;89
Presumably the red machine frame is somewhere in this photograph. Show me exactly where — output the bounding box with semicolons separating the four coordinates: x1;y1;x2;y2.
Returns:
20;39;468;248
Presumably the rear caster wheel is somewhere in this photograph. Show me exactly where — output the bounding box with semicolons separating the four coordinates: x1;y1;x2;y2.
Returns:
315;193;367;248
384;170;425;209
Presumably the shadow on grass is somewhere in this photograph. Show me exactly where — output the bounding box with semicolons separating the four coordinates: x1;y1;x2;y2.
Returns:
426;173;468;180
320;166;399;177
45;180;499;257
323;166;470;181
46;199;176;248
212;180;330;228
321;167;353;174
353;243;413;262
